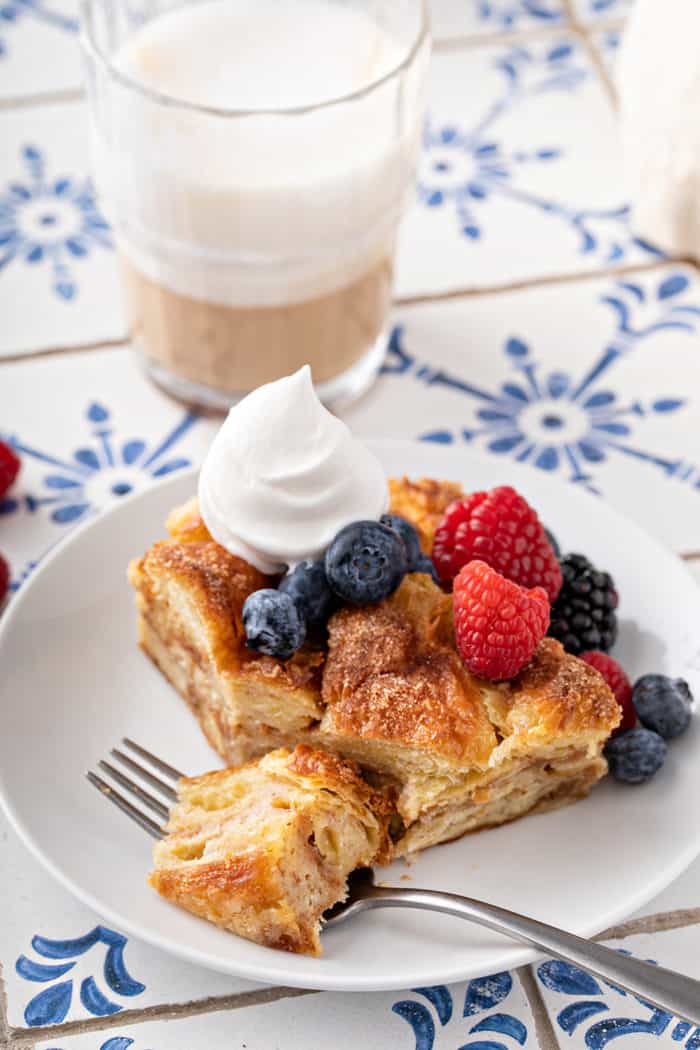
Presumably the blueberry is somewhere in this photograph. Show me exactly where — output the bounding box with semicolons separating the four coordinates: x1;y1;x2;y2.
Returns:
380;513;422;570
325;521;407;605
604;727;667;784
242;589;306;659
544;527;561;558
279;559;336;626
632;674;693;740
413;552;439;583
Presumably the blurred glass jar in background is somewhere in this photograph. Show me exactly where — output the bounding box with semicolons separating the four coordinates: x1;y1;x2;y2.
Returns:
81;0;431;411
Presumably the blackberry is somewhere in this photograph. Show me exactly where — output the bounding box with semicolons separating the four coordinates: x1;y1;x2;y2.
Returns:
548;552;618;655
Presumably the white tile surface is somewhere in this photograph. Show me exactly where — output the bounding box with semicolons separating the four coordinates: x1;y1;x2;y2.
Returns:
346;266;700;554
0;101;125;356
33;972;537;1048
429;0;567;41
535;926;700;1050
0;0;82;100
0;811;260;1032
396;35;657;298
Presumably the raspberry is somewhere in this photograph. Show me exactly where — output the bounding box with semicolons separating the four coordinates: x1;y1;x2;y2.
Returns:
0;553;9;606
453;560;550;681
580;651;635;733
432;486;562;601
0;441;20;499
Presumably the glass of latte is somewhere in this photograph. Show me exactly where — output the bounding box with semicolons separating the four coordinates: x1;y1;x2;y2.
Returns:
81;0;430;410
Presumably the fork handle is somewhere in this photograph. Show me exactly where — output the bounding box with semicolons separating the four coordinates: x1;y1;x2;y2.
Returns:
362;886;700;1024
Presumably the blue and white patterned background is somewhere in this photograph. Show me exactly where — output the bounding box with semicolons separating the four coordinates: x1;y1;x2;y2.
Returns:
2;1;700;1049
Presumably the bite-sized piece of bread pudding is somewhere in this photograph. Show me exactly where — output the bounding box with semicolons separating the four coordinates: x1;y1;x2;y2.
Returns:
150;745;390;955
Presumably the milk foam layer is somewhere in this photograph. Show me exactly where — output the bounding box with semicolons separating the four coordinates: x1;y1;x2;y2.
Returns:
198;366;388;573
91;0;428;306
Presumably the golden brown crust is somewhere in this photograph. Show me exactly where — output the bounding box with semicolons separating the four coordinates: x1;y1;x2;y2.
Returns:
129;540;267;673
322;575;497;767
388;476;465;552
494;637;621;740
166;497;213;543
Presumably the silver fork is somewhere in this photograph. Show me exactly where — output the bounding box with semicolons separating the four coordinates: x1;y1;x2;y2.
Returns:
88;741;700;1024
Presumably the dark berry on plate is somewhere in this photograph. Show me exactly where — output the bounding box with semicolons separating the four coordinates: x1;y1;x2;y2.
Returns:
242;589;306;660
632;674;693;740
279;559;336;626
0;441;20;499
325;521;407;605
544;527;561;559
548;553;618;655
580;651;636;733
380;513;422;570
413;552;439;583
431;485;562;601
604;727;666;784
0;552;9;607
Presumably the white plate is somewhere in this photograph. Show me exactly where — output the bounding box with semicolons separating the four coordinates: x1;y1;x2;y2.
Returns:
1;440;700;992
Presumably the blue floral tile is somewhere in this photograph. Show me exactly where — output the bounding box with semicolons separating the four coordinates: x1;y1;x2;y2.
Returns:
344;266;700;554
396;36;656;297
429;0;568;41
0;809;259;1030
33;972;537;1048
0;0;81;99
0;101;125;356
534;926;700;1050
571;0;634;22
0;346;217;594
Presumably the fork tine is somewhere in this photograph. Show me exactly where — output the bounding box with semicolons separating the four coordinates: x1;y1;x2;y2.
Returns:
122;738;184;783
111;749;178;801
87;771;165;839
98;760;170;820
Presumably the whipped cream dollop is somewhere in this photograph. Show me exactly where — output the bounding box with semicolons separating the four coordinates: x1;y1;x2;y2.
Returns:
198;366;388;573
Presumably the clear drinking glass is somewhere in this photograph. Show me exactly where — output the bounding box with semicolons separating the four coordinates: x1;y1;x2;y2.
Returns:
80;0;430;411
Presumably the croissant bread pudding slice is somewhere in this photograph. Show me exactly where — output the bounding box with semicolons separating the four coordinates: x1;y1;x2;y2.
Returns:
150;745;390;956
130;477;620;859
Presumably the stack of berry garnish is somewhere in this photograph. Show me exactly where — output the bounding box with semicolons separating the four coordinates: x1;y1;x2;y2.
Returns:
433;485;560;680
242;514;433;659
430;482;694;786
0;440;20;608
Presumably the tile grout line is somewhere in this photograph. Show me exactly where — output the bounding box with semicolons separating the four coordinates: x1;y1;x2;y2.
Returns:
394;257;697;307
0;336;129;366
518;965;561;1050
7;987;320;1046
3;257;700;366
432;20;577;53
0;963;10;1046
560;0;618;106
597;906;700;942
0;88;84;111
